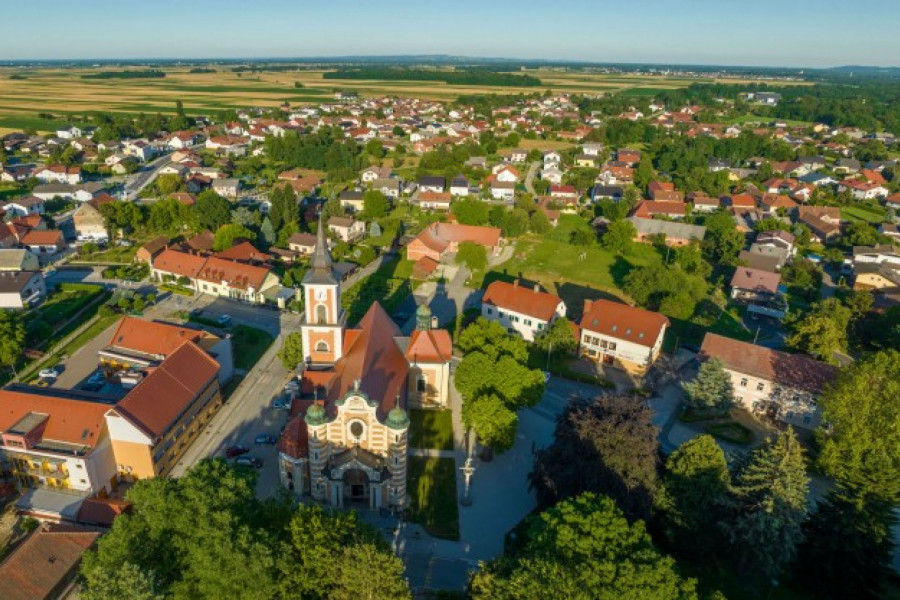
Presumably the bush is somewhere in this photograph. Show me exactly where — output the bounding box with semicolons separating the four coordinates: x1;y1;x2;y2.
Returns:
159;283;194;296
706;421;754;444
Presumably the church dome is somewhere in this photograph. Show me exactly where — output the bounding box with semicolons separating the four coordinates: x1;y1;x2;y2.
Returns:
416;303;431;318
305;402;328;426
385;405;410;430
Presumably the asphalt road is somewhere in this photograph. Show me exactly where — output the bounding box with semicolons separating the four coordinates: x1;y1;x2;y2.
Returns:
523;160;540;195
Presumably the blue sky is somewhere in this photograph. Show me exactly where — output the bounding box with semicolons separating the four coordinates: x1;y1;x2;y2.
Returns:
3;0;898;67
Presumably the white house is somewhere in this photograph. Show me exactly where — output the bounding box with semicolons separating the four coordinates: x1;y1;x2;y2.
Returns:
490;181;515;201
55;125;82;139
34;165;81;185
540;167;564;184
481;280;566;342
327;216;365;242
449;176;470;197
578;299;669;374
2;196;44;217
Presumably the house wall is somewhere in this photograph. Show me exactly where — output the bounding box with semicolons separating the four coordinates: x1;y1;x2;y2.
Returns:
151;378;222;477
209;338;235;385
579;327;665;374
105;412;155;479
722;367;820;430
481;303;559;342
407;362;450;408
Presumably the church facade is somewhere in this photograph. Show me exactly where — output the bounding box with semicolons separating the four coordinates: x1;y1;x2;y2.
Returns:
277;224;452;509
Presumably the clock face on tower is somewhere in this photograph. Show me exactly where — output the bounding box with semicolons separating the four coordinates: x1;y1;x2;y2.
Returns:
314;288;327;301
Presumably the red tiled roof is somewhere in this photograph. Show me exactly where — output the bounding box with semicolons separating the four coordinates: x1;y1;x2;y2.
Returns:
580;299;669;348
197;255;273;290
276;414;309;459
76;497;131;527
730;267;781;294
325;303;409;416
483;280;563;322
0;525;99;600
106;316;208;358
0;390;109;448
700;333;838;394
20;230;63;245
214;241;270;263
113;341;220;439
631;200;688;218
415;222;501;251
412;256;440;278
406;328;452;363
152;248;206;278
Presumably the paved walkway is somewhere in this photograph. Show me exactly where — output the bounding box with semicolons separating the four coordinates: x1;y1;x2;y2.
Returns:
407;448;456;458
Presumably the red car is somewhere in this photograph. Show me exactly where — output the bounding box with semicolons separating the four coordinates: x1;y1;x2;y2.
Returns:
225;445;249;458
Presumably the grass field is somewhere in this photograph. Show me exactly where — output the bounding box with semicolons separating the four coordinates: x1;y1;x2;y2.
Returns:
841;203;888;224
0;66;808;131
408;409;454;452
487;234;662;319
230;325;275;371
407;455;459;540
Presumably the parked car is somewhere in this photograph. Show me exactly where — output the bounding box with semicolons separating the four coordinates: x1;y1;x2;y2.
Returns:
225;445;249;458
39;367;61;379
254;434;277;445
272;397;291;410
235;456;262;468
190;307;204;317
216;314;232;326
87;371;105;384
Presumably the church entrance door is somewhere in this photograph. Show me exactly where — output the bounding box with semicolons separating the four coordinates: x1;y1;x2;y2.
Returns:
344;469;369;504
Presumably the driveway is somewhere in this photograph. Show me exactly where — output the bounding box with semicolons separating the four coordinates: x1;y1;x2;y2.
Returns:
523;161;540;195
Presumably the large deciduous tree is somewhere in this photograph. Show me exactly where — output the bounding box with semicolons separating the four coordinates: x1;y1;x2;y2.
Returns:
194;190;231;231
462;394;518;453
601;219;637;254
469;493;698;600
0;311;25;375
529;395;660;521
786;298;851;363
277;332;304;370
534;317;577;358
702;210;744;266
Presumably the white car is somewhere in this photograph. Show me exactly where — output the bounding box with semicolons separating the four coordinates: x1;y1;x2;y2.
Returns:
39;367;60;379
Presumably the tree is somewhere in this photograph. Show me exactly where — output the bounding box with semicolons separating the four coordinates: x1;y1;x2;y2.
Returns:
601;219;636;254
786;298;851;362
454;241;487;273
529;395;660;521
799;480;898;600
534;317;576;357
320;198;344;223
194;190;231;231
278;332;304;370
331;544;410;600
260;216;276;247
213;224;255;251
156;173;184;196
659;435;729;558
450;198;490;225
457;318;528;363
702;210;744;266
231;206;258;228
361;190;389;220
529;209;550;234
80;561;163;600
726;429;809;580
455;352;545;409
462;394;518;453
843;220;881;247
817;350;900;501
470;493;699;600
0;311;25;375
681;358;734;410
570;228;595;246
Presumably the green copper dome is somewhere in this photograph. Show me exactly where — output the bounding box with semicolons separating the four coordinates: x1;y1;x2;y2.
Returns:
305;403;328;426
415;303;432;331
385;406;410;430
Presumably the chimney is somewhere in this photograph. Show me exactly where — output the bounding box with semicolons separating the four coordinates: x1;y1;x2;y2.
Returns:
513;280;519;288
583;299;593;315
534;283;540;293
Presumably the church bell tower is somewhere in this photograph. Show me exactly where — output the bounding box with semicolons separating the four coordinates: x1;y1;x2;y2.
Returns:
301;217;344;368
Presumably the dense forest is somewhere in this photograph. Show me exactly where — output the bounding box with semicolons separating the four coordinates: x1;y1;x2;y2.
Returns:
263;126;361;180
324;68;543;87
81;70;166;79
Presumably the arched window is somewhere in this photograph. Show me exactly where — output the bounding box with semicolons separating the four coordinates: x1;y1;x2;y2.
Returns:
417;377;427;392
315;340;330;353
316;304;328;324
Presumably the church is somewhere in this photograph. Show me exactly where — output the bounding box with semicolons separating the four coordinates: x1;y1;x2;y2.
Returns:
277;224;452;509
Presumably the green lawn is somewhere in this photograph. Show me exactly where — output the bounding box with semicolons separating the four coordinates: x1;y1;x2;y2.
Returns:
487;236;662;319
76;245;139;264
230;325;275;370
408;409;454;452
840;204;888;224
664;305;752;352
24;284;106;343
23;313;121;383
406;456;459;540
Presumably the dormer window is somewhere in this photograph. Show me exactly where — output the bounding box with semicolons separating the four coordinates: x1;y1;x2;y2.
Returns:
611;325;618;332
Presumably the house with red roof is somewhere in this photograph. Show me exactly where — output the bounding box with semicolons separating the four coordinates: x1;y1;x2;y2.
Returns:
151;248;280;303
481;280;567;342
699;333;838;429
630;200;688;220
578;299;669;374
406;222;502;262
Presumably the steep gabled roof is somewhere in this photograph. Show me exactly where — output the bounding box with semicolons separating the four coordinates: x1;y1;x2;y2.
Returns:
580;299;669;348
483;280;563;322
406;329;452;364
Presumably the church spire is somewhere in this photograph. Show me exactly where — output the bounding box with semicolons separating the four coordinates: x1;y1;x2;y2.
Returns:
303;213;337;285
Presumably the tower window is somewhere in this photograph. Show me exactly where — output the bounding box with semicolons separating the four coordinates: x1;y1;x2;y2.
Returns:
315;341;330;353
417;377;426;392
316;304;328;324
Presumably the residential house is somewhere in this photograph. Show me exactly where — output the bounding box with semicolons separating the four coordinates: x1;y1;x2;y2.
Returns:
627;217;706;247
415;192;452;211
493;165;521;183
698;333;838;429
72;197;112;242
730;267;781;303
371;178;402;199
34;165;81;185
21;230;65;262
417;175;445;193
631;200;688;220
449;176;470;197
490;181;516;201
691;195;721;213
151;249;280;304
852;244;900;267
540;166;564;184
0;270;45;309
481;280;567;342
136;236;170;264
756;230;796;255
360;166;391;183
838;179;889;200
406;222;501;262
0;249;39;272
833;158;861;174
542;151;562;167
327;216;365;242
797;206;842;243
582;143;604;157
287;232;318;255
590;185;624;203
508;149;528;163
648;181;685;202
578;299;669;374
574;154;596;168
549;185;578;202
2;196;44;218
211;178;240;199
740;243;791;271
339;190;365;213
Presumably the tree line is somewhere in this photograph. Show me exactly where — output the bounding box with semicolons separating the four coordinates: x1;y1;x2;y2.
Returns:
324;68;543;87
82;70;166;79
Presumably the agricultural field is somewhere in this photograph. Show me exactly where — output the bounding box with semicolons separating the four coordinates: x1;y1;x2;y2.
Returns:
0;66;808;132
